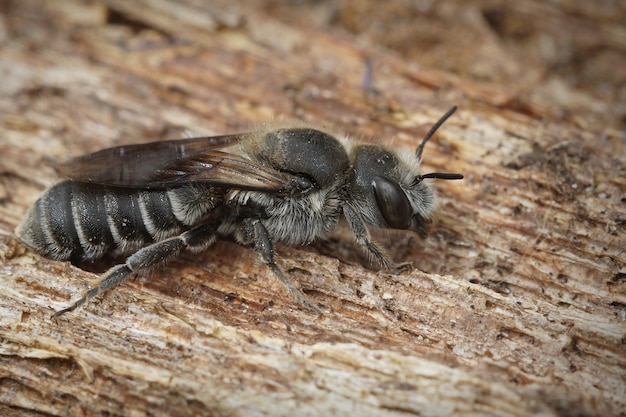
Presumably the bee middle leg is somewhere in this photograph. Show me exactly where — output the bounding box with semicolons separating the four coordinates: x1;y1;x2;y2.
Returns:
242;219;322;314
52;223;218;317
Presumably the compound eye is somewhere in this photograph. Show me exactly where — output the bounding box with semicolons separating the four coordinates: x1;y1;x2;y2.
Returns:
372;176;412;229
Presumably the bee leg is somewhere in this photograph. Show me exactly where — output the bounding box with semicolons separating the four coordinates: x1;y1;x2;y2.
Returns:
244;219;322;314
343;205;412;273
52;223;218;318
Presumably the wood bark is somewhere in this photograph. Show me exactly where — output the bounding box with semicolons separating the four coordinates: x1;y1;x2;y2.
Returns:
0;1;624;416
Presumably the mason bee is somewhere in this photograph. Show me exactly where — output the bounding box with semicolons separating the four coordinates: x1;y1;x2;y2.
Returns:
15;106;463;316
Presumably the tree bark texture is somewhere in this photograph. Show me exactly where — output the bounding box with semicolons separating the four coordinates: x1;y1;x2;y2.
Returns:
0;1;624;416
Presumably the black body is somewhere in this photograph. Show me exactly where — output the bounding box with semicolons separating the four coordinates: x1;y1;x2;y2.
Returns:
16;109;463;316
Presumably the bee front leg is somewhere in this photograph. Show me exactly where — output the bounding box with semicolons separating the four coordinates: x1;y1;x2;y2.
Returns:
52;223;218;318
241;219;322;314
343;205;413;273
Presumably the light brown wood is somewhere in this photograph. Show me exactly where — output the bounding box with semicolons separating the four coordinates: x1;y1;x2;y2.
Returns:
0;1;624;416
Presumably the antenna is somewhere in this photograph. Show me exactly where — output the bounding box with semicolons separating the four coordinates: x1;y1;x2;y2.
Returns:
412;172;464;186
415;105;458;161
421;172;464;180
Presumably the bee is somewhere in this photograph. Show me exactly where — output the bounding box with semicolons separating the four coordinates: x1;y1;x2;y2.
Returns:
15;106;463;317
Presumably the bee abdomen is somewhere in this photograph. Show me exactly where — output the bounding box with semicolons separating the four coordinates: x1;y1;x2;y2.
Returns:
16;181;224;263
16;181;124;262
15;181;81;261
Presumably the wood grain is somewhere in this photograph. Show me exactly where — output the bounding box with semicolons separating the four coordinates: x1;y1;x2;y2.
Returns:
0;1;624;416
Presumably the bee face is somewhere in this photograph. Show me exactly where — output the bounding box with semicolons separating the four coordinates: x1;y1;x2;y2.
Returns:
348;145;435;236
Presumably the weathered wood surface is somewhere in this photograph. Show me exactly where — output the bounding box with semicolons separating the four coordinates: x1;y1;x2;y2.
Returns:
0;1;624;416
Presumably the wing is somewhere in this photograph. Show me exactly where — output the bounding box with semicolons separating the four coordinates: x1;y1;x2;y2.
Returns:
154;151;314;195
56;134;242;187
56;134;314;196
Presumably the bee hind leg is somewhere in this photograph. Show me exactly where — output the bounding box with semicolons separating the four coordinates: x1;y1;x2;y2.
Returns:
52;223;218;318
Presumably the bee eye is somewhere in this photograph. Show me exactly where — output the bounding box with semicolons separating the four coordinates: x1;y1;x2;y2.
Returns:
372;176;412;229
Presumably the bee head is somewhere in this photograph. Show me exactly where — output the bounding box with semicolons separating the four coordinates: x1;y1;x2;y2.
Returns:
348;107;463;236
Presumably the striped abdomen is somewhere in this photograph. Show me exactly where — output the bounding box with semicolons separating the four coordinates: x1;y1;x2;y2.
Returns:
15;181;223;263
